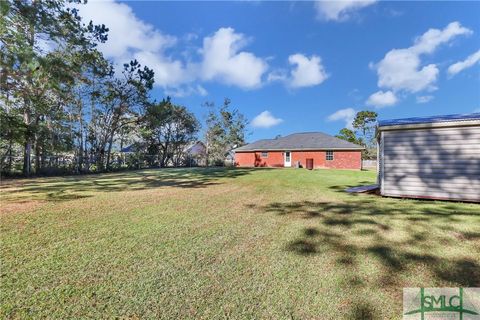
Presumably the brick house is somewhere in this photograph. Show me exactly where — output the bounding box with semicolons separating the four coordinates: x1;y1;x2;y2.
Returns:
234;132;364;169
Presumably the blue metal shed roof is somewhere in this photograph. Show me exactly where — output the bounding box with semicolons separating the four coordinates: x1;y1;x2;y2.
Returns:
378;113;480;127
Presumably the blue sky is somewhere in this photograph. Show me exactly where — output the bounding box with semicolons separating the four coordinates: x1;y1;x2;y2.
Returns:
78;1;480;142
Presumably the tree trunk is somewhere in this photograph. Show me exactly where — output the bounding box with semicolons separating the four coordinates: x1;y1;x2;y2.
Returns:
34;116;40;174
105;133;114;171
84;140;89;172
160;142;169;167
7;139;13;173
23;140;31;176
23;1;37;177
205;137;209;167
22;110;32;176
77;108;84;173
78;135;84;173
34;141;40;174
97;147;104;172
119;130;125;167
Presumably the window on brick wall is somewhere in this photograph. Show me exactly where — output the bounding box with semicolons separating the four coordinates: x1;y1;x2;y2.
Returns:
261;152;268;158
326;150;334;161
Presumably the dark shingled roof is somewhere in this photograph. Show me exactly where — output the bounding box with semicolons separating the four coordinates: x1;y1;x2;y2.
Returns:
234;132;364;152
378;113;480;127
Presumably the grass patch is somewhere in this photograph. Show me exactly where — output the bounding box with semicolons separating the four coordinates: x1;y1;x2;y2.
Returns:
1;168;479;319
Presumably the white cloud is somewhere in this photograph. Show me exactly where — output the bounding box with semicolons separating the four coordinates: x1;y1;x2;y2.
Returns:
375;49;439;93
474;108;480;113
288;54;328;88
327;108;356;129
366;90;398;108
370;22;472;105
134;51;193;87
196;85;208;96
200;27;268;89
314;0;376;21
76;0;189;88
77;0;176;60
76;1;328;95
251;111;283;128
416;95;434;104
164;85;208;98
267;69;288;83
411;22;472;55
267;54;328;88
448;49;480;76
76;2;269;94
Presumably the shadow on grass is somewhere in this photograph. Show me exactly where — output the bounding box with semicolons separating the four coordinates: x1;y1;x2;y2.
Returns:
1;167;265;202
247;199;480;318
328;181;373;192
351;302;376;320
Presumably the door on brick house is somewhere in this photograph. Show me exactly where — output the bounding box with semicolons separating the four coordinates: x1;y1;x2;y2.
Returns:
284;151;291;167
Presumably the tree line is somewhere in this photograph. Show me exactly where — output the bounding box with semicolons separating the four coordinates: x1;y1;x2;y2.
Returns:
335;110;378;160
0;1;247;176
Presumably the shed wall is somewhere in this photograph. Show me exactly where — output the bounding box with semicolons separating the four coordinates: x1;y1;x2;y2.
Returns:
380;125;480;202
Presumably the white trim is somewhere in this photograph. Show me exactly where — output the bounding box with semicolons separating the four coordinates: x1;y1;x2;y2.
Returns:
380;131;384;195
376;137;380;184
284;151;292;167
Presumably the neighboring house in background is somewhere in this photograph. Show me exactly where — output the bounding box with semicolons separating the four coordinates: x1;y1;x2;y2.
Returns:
183;141;206;167
119;141;206;167
120;144;142;154
224;150;235;167
377;113;480;202
234;132;364;169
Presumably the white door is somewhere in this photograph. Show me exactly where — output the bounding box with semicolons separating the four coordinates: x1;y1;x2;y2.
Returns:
284;151;292;167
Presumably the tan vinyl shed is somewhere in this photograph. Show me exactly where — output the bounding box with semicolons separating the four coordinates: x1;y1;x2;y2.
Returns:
377;113;480;202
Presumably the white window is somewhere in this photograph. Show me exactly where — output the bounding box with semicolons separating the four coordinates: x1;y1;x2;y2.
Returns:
261;152;268;158
326;150;334;161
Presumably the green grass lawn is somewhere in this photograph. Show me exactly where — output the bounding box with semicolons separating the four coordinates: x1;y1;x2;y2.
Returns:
1;168;479;319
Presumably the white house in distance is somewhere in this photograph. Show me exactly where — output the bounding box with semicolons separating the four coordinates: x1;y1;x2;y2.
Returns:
377;113;480;202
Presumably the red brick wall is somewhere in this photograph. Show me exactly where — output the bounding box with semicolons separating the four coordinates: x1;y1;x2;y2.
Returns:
235;150;361;169
291;151;326;169
323;151;362;169
234;151;284;167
